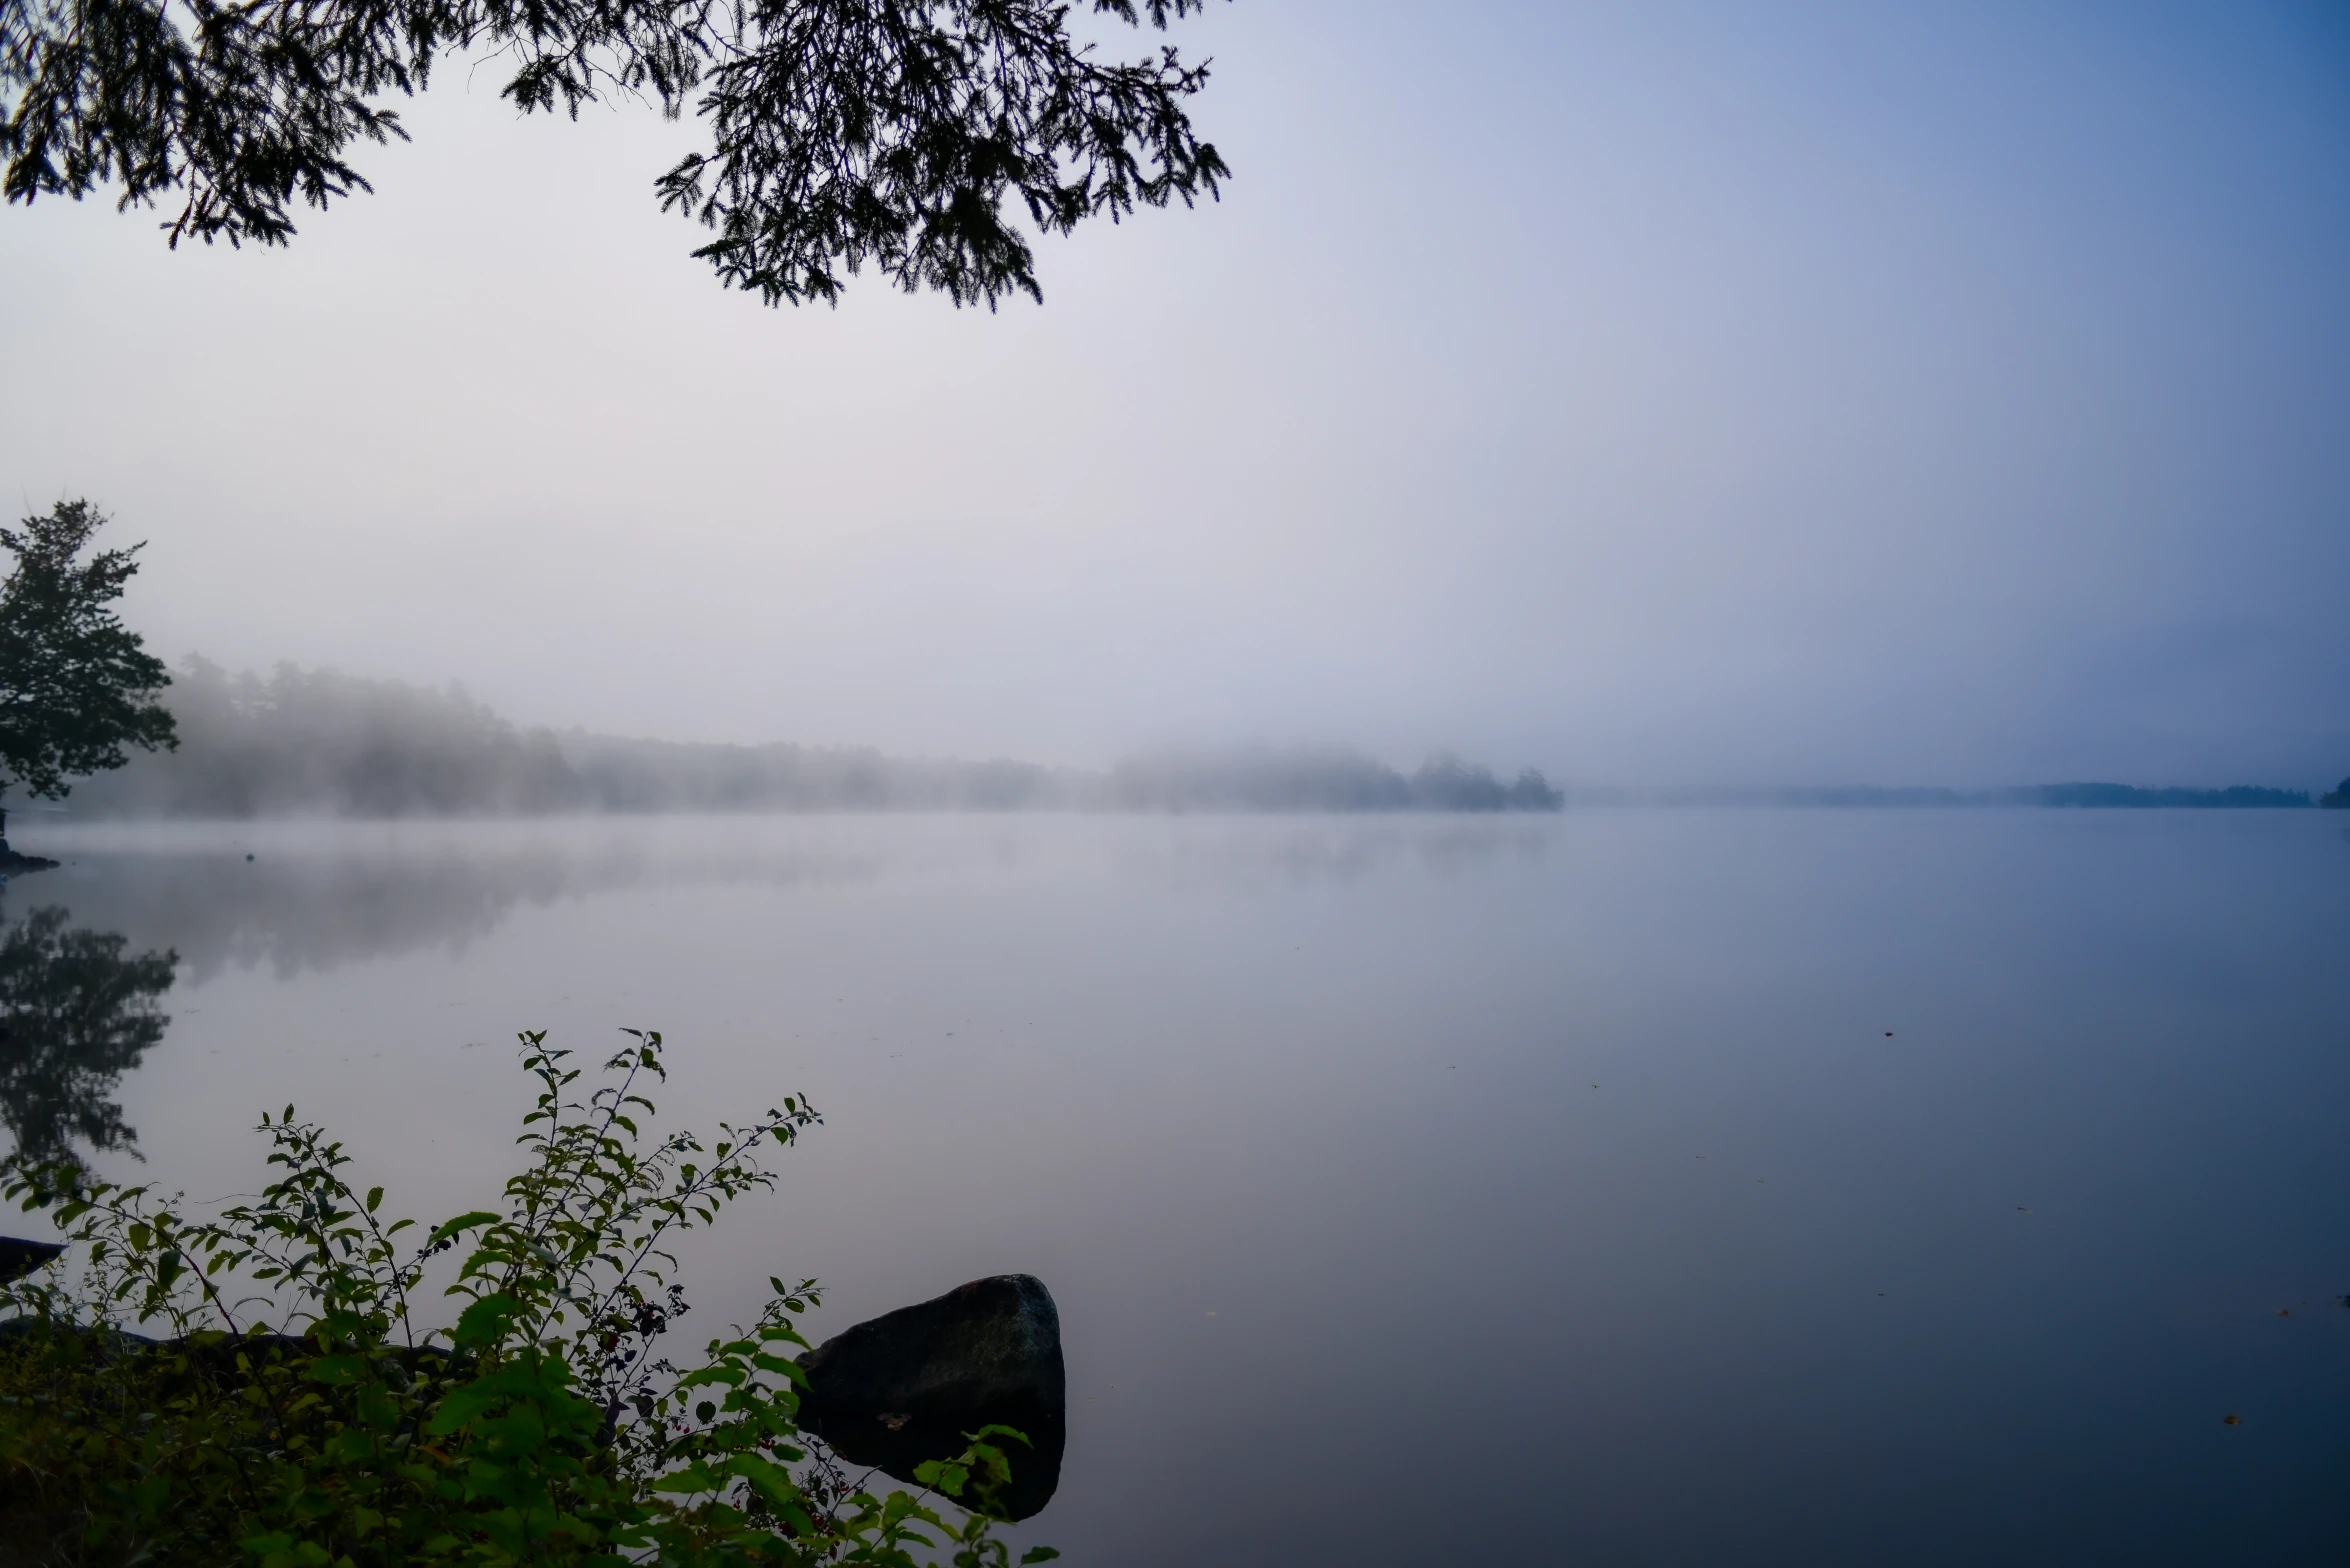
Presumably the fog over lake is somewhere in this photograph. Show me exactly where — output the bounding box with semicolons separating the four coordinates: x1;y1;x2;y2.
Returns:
4;810;2343;1565
9;4;2347;791
5;0;2347;1559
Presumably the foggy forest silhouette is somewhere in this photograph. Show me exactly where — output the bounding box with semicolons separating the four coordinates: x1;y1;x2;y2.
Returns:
44;658;2326;821
60;658;1567;817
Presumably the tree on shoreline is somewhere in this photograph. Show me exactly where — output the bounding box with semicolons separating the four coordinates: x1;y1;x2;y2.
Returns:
1;0;1231;307
0;500;178;853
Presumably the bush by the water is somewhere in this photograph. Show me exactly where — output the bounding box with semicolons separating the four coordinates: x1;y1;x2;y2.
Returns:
0;1033;1053;1567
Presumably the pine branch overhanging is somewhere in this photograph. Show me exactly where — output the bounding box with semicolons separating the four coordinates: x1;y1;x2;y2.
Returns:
0;0;1231;305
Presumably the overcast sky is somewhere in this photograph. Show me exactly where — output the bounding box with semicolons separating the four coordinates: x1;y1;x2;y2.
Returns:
5;0;2345;788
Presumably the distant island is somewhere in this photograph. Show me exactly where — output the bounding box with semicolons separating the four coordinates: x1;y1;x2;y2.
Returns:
1629;783;2320;809
30;658;2334;823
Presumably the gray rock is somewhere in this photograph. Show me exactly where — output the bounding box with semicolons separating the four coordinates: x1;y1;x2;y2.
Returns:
796;1274;1065;1520
0;1236;64;1285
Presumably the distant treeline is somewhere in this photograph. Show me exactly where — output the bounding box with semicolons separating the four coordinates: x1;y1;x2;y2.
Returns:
69;660;581;817
49;660;2321;820
1105;748;1565;812
1999;783;2311;809
58;660;1565;818
1658;783;2319;809
555;731;1081;812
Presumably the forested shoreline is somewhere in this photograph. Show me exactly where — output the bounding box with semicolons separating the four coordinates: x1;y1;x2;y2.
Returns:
56;660;1567;817
40;659;2322;821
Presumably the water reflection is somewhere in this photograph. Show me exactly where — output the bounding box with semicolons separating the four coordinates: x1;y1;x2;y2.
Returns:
29;822;887;979
0;813;2343;1564
65;841;593;981
25;817;1556;980
0;905;177;1165
1108;816;1554;889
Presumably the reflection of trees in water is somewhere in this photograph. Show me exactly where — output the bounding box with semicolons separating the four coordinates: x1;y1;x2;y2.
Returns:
0;906;176;1165
16;816;1553;992
83;849;581;982
25;826;883;981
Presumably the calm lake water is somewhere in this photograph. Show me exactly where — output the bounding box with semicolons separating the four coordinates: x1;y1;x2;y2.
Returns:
4;811;2346;1564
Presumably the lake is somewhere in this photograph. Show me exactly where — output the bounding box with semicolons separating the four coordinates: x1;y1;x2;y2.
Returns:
3;810;2345;1565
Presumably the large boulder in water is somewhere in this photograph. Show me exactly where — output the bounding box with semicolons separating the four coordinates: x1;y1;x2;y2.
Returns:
795;1274;1065;1521
0;1236;63;1285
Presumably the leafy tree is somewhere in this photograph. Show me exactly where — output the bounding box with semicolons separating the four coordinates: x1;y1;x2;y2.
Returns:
0;0;1231;307
0;499;177;851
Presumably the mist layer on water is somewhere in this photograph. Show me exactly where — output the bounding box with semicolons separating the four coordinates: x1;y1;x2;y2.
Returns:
55;659;1564;817
4;811;2346;1565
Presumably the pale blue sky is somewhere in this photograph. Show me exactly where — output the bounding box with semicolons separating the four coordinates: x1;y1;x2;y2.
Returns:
4;0;2345;787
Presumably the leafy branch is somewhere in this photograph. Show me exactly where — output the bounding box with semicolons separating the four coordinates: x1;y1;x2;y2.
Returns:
2;0;1231;304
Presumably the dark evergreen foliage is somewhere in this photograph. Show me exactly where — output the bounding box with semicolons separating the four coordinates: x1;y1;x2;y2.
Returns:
0;0;1231;305
0;501;177;847
2321;777;2349;810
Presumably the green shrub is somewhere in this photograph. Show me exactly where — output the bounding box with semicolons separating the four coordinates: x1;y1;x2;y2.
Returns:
0;1032;1053;1568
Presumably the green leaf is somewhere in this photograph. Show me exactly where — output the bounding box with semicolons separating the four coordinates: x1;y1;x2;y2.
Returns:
915;1459;969;1497
426;1211;501;1246
453;1292;523;1347
674;1365;746;1390
965;1423;1033;1448
426;1379;506;1436
649;1461;723;1494
727;1452;803;1508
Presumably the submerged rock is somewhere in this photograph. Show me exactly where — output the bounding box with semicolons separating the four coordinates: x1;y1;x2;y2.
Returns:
796;1274;1065;1520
